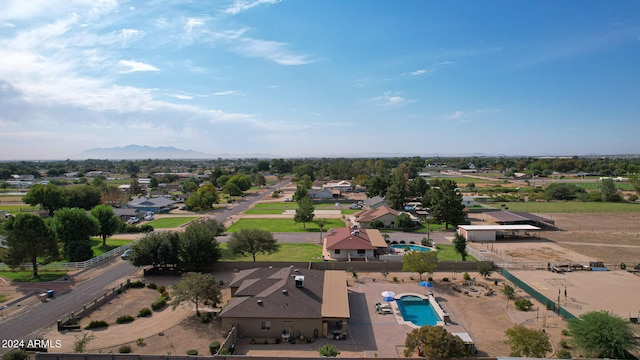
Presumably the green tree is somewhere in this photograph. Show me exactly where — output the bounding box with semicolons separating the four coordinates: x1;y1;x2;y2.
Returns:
504;325;552;358
171;272;222;317
365;174;388;198
223;181;242;196
402;250;437;281
386;169;408;210
90;204;122;246
293;174;312;201
395;213;414;231
478;262;493;278
185;184;219;211
502;284;515;299
228;228;280;261
252;173;266;187
179;219;224;272
409;176;430;198
294;196;315;228
3;214;58;278
630;173;640;195
422;179;465;229
318;344;340;357
22;183;66;217
404;325;467;358
3;349;30;360
600;178;622;202
52;207;100;262
65;185;102;210
227;174;252;192
452;233;467;261
543;183;585;200
129;231;180;268
568;310;638;359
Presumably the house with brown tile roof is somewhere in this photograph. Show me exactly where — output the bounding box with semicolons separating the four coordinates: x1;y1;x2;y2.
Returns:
219;267;350;340
322;227;388;261
354;205;400;229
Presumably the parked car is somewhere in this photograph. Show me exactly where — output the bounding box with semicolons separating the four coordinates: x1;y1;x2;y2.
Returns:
121;249;132;260
127;217;140;224
179;205;186;210
349;203;363;209
144;214;154;221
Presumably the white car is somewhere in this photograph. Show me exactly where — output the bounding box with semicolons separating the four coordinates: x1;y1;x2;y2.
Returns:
127;217;140;224
121;249;132;260
144;214;154;221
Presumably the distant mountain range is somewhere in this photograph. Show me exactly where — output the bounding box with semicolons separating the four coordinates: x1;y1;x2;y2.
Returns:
74;145;640;160
78;145;214;160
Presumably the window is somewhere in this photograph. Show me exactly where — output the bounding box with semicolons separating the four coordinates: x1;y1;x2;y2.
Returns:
334;249;341;254
261;321;271;330
357;250;366;255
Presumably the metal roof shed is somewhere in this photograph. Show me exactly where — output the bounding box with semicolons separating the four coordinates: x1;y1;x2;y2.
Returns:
458;225;541;242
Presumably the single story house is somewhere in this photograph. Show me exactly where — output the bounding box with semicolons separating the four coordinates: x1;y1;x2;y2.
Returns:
457;224;541;242
219;267;350;340
362;196;388;209
112;207;140;222
354;205;399;229
322;227;388;261
308;187;335;200
126;197;176;213
323;181;352;193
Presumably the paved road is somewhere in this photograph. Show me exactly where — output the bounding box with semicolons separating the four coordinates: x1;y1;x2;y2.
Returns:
0;181;289;353
0;260;138;351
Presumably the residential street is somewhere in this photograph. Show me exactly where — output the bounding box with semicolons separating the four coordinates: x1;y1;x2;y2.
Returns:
0;181;288;354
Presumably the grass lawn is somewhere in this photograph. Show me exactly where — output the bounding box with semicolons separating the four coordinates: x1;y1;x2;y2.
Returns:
0;205;39;213
490;201;640;213
90;238;131;257
435;244;476;261
226;218;345;232
0;270;68;282
146;217;199;228
220;243;323;262
0;294;7;302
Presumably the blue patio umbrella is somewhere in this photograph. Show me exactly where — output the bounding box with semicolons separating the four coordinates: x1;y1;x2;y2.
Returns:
419;281;433;288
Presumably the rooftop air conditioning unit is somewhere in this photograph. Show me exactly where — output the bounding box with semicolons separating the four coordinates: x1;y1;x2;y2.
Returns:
295;275;305;288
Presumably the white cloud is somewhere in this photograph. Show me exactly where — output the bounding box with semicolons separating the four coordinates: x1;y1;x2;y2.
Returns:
118;60;160;73
171;93;193;100
410;69;426;76
372;91;414;108
233;38;312;65
447;108;500;122
213;90;241;96
185;18;205;32
223;0;281;15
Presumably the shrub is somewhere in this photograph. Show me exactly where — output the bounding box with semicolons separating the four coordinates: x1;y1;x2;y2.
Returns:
157;285;166;293
201;312;213;323
116;314;135;324
3;349;29;360
556;349;572;359
463;272;471;281
502;284;516;299
138;307;152;317
119;345;132;353
151;296;167;311
186;350;198;355
427;276;433;281
136;338;145;346
209;342;220;355
129;280;145;288
161;290;170;298
147;282;157;289
85;320;109;329
442;277;449;282
392;276;398;282
319;344;340;357
559;338;570;349
514;298;533;311
561;329;570;336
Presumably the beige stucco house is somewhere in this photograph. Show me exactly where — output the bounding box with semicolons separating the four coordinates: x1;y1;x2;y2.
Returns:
219;267;350;341
322;227;388;261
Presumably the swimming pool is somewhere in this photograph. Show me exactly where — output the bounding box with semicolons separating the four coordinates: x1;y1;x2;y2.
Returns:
390;244;432;252
396;295;441;326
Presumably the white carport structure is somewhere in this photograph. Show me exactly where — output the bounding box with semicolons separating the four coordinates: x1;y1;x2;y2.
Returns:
457;224;540;242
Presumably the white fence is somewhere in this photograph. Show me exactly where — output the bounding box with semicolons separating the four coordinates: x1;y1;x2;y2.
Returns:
0;242;133;271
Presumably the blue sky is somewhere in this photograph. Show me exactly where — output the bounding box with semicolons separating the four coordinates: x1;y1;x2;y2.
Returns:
1;0;639;160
